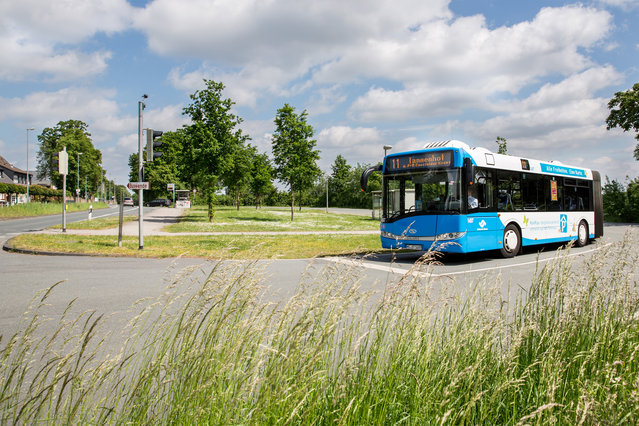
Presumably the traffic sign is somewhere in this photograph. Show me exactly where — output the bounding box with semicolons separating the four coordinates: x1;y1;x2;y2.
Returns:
167;183;175;190
127;182;150;190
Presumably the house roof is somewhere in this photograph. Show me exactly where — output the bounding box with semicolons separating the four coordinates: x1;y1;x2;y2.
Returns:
0;155;31;175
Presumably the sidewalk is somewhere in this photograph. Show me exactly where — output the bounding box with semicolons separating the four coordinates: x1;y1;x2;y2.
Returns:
38;207;379;236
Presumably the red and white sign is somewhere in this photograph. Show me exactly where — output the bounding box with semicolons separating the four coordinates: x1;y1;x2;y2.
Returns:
127;182;150;190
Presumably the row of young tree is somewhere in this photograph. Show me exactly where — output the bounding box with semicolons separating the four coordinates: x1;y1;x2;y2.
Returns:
134;80;379;221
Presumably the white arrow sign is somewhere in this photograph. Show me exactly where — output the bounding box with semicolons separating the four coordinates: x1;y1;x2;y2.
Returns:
127;182;150;190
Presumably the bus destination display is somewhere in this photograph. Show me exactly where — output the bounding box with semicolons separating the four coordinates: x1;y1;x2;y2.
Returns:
386;151;453;172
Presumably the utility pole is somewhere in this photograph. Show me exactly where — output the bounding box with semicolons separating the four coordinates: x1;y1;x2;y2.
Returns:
77;152;82;202
62;147;67;232
138;95;147;249
26;127;34;202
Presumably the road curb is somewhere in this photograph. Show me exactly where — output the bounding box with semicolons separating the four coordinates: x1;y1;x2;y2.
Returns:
2;236;125;258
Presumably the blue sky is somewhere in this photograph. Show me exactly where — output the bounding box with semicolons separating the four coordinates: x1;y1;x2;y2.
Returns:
1;0;638;188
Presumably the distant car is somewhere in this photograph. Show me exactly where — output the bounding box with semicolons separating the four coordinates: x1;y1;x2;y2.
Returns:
145;199;171;207
123;197;134;206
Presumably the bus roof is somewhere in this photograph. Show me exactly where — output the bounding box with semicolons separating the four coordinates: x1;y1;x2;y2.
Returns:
386;140;594;180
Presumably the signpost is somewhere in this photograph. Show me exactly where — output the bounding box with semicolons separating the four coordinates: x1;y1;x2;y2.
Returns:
127;182;150;190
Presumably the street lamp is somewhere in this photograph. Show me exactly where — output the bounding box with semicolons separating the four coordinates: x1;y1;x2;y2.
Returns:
383;145;393;157
26;127;35;202
77;152;83;202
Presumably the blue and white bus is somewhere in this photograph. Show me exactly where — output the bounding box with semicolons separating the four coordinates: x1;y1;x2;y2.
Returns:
360;140;604;258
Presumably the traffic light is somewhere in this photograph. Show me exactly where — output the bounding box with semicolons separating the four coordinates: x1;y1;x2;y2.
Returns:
52;150;68;175
146;128;164;162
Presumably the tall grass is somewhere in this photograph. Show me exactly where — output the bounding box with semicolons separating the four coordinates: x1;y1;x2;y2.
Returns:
0;202;109;218
1;231;638;425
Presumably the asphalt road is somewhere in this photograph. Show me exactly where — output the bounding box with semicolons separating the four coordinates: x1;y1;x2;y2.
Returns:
0;205;149;241
0;209;635;345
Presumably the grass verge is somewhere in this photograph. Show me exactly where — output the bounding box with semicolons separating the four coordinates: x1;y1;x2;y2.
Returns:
47;215;138;230
1;231;638;424
166;206;378;232
7;233;384;259
0;202;109;219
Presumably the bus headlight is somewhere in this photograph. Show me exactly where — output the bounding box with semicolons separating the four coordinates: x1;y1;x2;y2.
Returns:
436;232;466;241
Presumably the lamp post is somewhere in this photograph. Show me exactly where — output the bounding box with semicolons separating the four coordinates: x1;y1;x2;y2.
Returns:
77;152;83;202
26;127;35;202
383;145;393;157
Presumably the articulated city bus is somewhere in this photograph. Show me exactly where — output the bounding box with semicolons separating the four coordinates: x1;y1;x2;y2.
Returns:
360;140;604;258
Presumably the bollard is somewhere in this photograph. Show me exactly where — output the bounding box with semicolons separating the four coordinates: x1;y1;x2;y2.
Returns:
88;204;93;221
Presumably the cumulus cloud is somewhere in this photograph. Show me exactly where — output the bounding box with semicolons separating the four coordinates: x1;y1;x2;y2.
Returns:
135;0;451;65
347;5;613;122
315;126;387;167
0;87;120;127
168;63;310;108
598;0;639;10
0;0;134;81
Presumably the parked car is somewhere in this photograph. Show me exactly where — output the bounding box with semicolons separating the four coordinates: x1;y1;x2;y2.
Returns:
123;197;134;206
145;199;171;207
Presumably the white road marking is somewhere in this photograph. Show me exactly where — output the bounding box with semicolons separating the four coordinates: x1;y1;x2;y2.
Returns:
324;243;610;278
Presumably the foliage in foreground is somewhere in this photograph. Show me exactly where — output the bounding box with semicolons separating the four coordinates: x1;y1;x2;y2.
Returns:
1;232;638;425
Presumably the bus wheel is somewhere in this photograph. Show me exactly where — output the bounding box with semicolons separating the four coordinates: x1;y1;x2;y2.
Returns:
500;224;520;258
576;220;589;247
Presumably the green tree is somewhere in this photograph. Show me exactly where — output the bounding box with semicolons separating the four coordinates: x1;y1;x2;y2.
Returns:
495;136;507;154
36;120;90;182
328;155;352;207
36;121;103;199
181;79;246;221
248;152;273;209
222;142;254;210
602;176;639;223
606;83;639;160
271;104;321;221
129;130;186;201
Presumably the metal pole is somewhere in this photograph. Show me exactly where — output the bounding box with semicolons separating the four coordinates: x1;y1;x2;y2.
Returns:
63;147;67;232
138;98;145;249
77;152;82;203
26;128;34;202
326;177;328;214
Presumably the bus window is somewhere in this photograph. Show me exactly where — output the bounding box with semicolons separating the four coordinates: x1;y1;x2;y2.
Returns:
545;176;564;211
468;168;494;212
565;179;592;211
497;171;521;211
522;173;544;211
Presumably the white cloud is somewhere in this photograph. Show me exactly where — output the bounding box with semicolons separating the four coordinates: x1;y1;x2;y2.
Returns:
305;85;348;116
238;120;275;155
0;88;120;128
0;0;134;81
0;41;112;82
316;126;387;167
598;0;639;10
168;63;310;108
135;0;451;65
345;5;613;121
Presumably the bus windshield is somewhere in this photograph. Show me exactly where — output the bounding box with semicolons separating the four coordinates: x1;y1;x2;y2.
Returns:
384;168;462;219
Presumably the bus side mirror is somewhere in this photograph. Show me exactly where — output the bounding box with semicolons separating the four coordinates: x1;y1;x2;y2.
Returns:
464;158;475;186
360;164;382;191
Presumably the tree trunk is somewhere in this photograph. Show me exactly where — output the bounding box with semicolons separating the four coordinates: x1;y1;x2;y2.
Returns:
207;181;213;222
290;185;295;221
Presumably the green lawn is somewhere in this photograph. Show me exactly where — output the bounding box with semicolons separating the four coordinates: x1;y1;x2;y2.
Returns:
47;215;138;230
166;206;379;233
8;233;384;259
0;202;109;219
